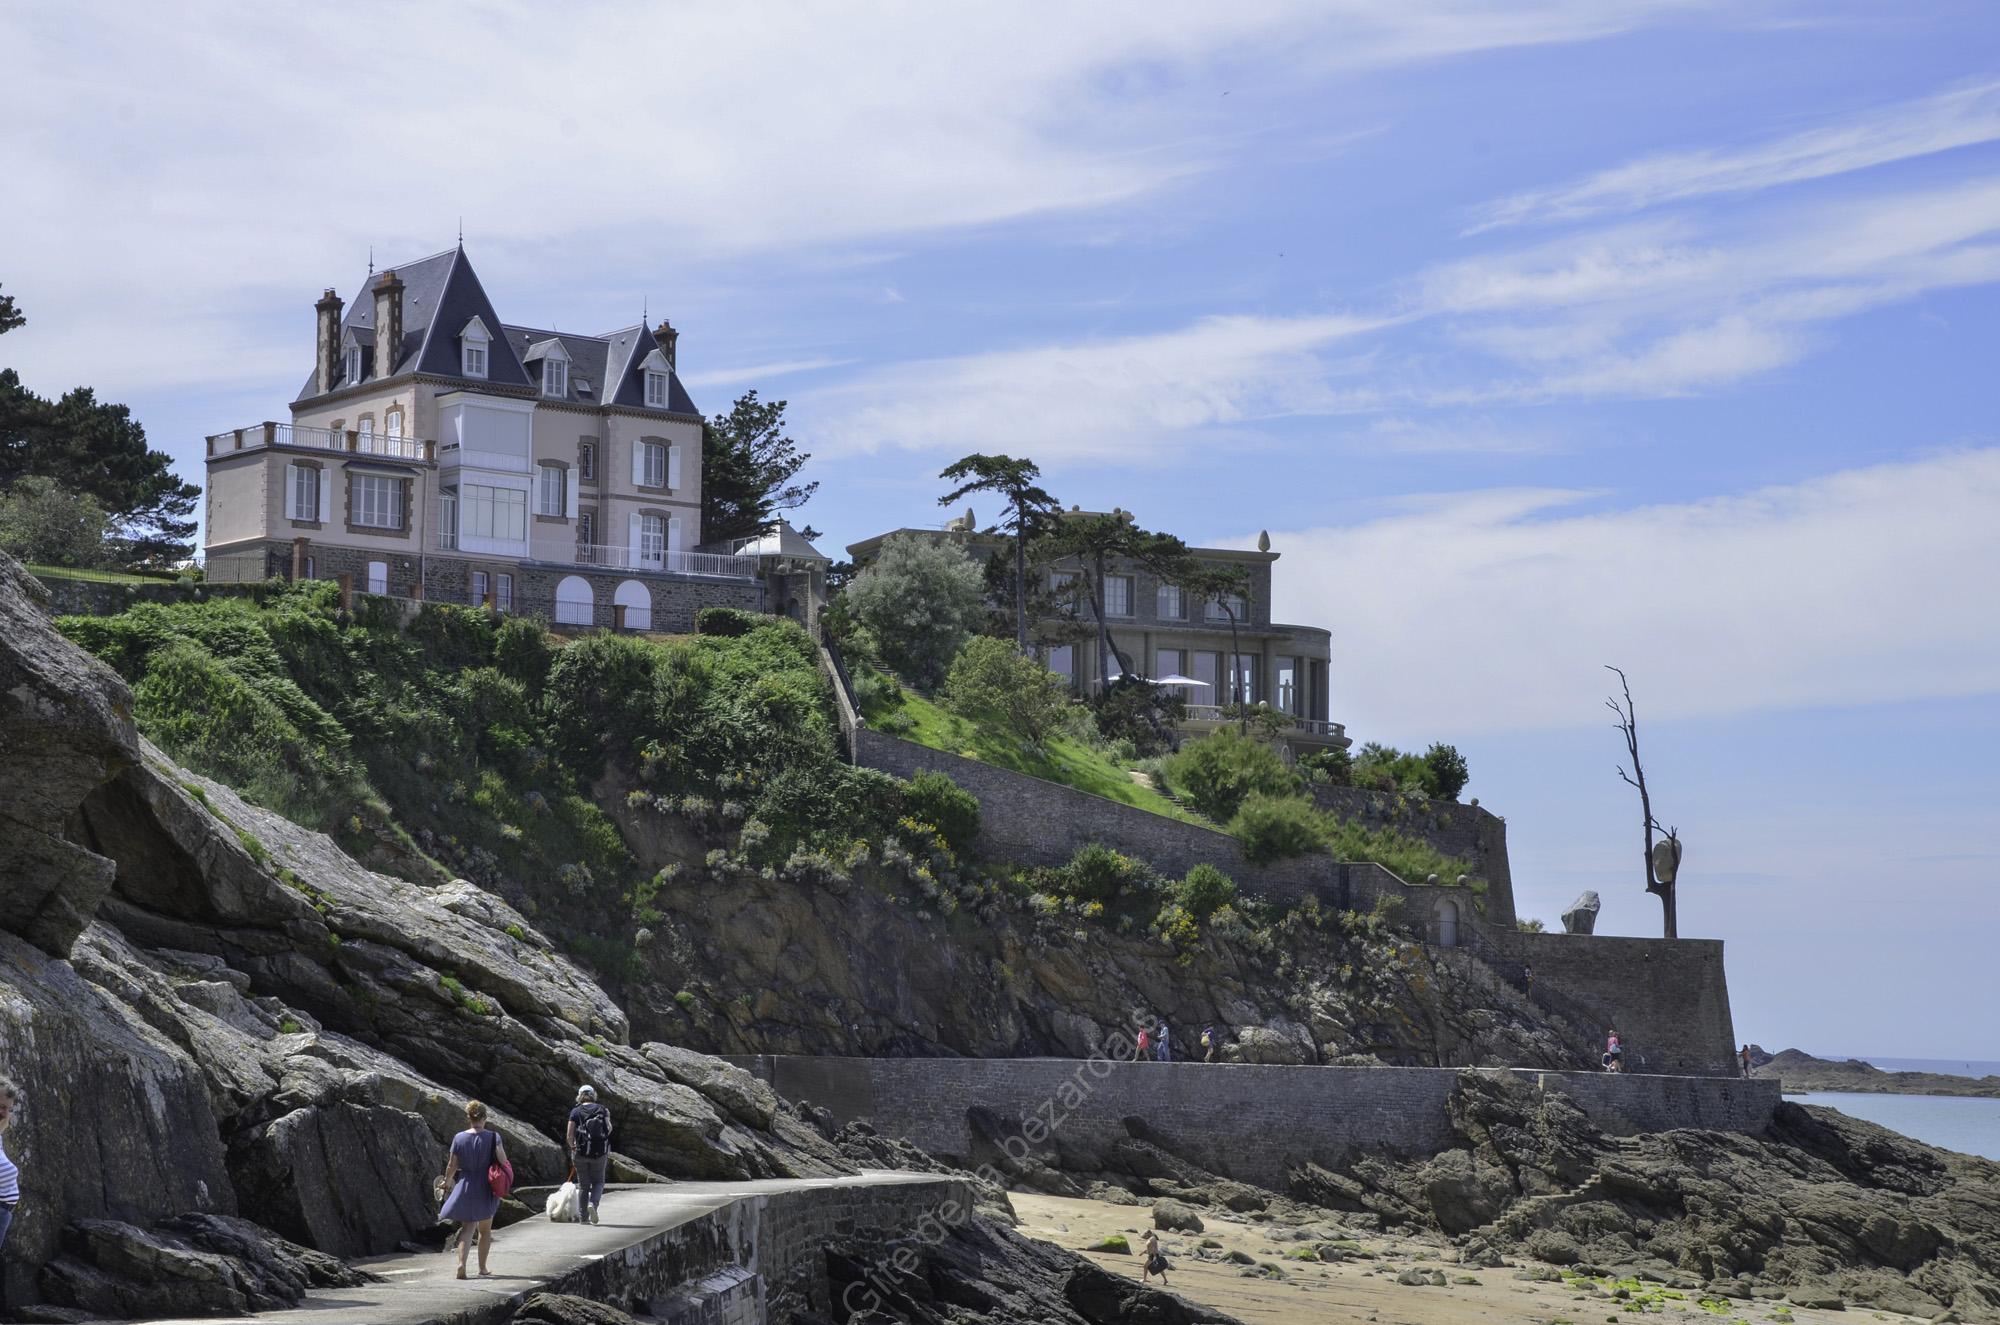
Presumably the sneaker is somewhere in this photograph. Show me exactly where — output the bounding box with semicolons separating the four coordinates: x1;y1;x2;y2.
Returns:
590;1207;600;1225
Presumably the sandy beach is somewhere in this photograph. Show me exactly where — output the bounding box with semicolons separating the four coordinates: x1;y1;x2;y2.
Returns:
1012;1192;1931;1325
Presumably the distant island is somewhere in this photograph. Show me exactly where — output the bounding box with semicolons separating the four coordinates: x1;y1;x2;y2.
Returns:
1751;1047;2000;1098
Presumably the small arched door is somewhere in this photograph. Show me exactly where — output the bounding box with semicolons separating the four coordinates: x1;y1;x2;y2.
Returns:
614;579;653;631
1437;898;1460;948
554;575;594;626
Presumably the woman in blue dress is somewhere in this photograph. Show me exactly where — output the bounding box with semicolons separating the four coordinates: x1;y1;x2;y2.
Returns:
438;1099;510;1279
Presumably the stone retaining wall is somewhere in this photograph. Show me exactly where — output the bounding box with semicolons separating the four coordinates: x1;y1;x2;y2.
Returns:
1311;784;1516;927
730;1057;1780;1191
33;574;276;618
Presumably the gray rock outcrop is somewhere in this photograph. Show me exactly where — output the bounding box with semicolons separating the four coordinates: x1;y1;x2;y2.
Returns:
1562;890;1601;934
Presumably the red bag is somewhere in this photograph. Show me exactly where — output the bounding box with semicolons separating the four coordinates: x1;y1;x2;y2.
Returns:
488;1157;515;1200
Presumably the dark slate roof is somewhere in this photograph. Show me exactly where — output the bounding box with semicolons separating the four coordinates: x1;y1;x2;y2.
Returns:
295;247;692;413
501;326;611;407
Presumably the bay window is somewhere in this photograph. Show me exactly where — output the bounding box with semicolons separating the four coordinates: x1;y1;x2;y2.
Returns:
463;484;527;542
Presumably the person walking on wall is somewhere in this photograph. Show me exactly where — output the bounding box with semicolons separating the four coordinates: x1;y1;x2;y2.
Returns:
566;1085;613;1225
0;1078;21;1257
1200;1026;1216;1063
1135;1025;1151;1059
1156;1022;1172;1063
1739;1045;1753;1078
438;1099;511;1279
1141;1229;1170;1283
1603;1029;1623;1073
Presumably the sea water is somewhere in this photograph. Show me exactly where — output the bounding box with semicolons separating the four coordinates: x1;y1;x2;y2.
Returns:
1790;1092;2000;1161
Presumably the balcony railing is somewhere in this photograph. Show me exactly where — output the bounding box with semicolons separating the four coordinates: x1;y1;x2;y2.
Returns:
1182;704;1346;741
570;543;758;579
206;421;430;462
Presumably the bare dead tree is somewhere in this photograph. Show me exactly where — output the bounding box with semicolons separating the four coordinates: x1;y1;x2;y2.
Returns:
1605;665;1680;939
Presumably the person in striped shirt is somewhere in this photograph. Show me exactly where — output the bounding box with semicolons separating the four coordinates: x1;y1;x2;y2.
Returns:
0;1078;20;1253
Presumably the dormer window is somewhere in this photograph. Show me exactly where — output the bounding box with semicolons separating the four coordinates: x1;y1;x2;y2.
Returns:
645;370;668;408
344;346;362;384
543;358;567;398
460;316;491;380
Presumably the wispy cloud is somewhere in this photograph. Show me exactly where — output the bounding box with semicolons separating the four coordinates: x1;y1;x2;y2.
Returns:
680;358;856;390
1469;79;2000;231
1258;449;2000;733
807;311;1393;460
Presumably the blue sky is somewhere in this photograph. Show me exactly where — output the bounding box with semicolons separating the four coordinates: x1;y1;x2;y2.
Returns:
5;2;1997;1059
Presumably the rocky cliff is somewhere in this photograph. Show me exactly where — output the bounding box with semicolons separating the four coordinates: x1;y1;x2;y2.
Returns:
0;557;854;1318
1754;1047;2000;1097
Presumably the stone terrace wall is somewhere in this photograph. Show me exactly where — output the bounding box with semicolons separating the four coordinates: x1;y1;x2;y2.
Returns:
731;1057;1780;1191
33;573;275;618
852;727;1331;906
1484;931;1741;1078
1311;784;1515;926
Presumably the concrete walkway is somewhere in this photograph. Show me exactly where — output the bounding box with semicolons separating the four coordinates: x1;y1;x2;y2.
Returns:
139;1173;947;1325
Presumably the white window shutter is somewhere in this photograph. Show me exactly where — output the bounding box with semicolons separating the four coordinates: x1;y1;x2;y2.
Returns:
285;464;299;519
630;439;645;488
565;469;580;521
627;512;642;564
669;515;683;552
667;443;682;490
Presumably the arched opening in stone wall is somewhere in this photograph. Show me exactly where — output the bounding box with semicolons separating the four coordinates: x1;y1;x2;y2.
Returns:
554;575;594;626
1437;898;1459;948
614;579;653;631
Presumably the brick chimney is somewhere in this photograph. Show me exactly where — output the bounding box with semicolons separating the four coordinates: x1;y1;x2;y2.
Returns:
314;288;343;395
653;318;678;372
373;269;405;380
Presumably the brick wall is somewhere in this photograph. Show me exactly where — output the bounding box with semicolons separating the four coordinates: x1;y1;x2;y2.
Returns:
731;1056;1780;1191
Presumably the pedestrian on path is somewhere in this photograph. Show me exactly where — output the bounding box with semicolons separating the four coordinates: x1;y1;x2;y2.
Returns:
439;1099;511;1279
1200;1026;1216;1063
1739;1045;1753;1078
0;1077;21;1255
1603;1029;1624;1073
1135;1026;1151;1059
566;1085;613;1225
1155;1023;1171;1063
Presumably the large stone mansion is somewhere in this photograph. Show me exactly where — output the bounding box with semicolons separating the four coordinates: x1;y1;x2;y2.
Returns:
202;245;766;630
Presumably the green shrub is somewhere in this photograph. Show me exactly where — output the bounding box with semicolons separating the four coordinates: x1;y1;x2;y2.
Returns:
850;666;902;717
695;606;762;638
1323;815;1471;886
1050;843;1151;904
903;769;980;854
1163;729;1298;822
942;635;1070;748
1229;793;1326;863
1173;863;1238;919
875;709;916;737
1297;746;1351;785
1424;742;1470;800
493;614;553;690
1087;679;1185;758
842;533;986;691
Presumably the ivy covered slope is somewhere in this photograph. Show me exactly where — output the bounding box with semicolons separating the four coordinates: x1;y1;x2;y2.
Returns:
59;588;1594;1069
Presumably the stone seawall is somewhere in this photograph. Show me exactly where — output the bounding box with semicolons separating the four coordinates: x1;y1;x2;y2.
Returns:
731;1057;1780;1191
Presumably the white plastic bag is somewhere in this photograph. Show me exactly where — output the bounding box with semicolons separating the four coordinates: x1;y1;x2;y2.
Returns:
546;1180;582;1223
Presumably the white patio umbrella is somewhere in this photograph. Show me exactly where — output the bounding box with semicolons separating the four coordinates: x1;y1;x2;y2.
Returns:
1153;674;1211;689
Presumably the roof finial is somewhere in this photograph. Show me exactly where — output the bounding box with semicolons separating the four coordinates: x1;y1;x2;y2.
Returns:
457;216;463;247
642;294;648;327
367;245;374;276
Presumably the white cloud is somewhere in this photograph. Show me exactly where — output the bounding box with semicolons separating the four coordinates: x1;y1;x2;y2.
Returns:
807;312;1392;460
1469;79;2000;231
1257;449;2000;733
0;1;1694;398
680;357;856;390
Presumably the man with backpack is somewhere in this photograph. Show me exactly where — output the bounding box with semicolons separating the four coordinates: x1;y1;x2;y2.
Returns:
566;1084;613;1225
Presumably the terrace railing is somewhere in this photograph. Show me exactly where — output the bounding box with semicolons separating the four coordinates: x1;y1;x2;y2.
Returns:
205;422;430;463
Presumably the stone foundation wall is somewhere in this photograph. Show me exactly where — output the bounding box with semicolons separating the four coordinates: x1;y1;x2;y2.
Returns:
730;1057;1780;1191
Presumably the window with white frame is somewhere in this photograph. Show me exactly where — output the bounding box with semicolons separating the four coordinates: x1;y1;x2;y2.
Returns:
344;347;362;383
1156;583;1184;619
543;358;567;397
1104;574;1134;617
472;570;489;604
461;320;489;379
385;409;403;439
578;440;597;480
438;491;458;548
536;463;567;516
367;560;388;595
286;464;319;521
640;514;667;566
1050;570;1077;593
463;484;527;541
641;441;666;488
497;573;514;613
645;370;668;408
351;474;403;529
358;417;374;442
1205;591;1246;622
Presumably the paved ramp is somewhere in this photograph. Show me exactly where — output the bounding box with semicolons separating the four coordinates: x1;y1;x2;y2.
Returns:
138;1172;958;1325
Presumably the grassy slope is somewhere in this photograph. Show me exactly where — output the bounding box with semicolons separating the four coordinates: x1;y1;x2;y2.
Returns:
871;685;1201;825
